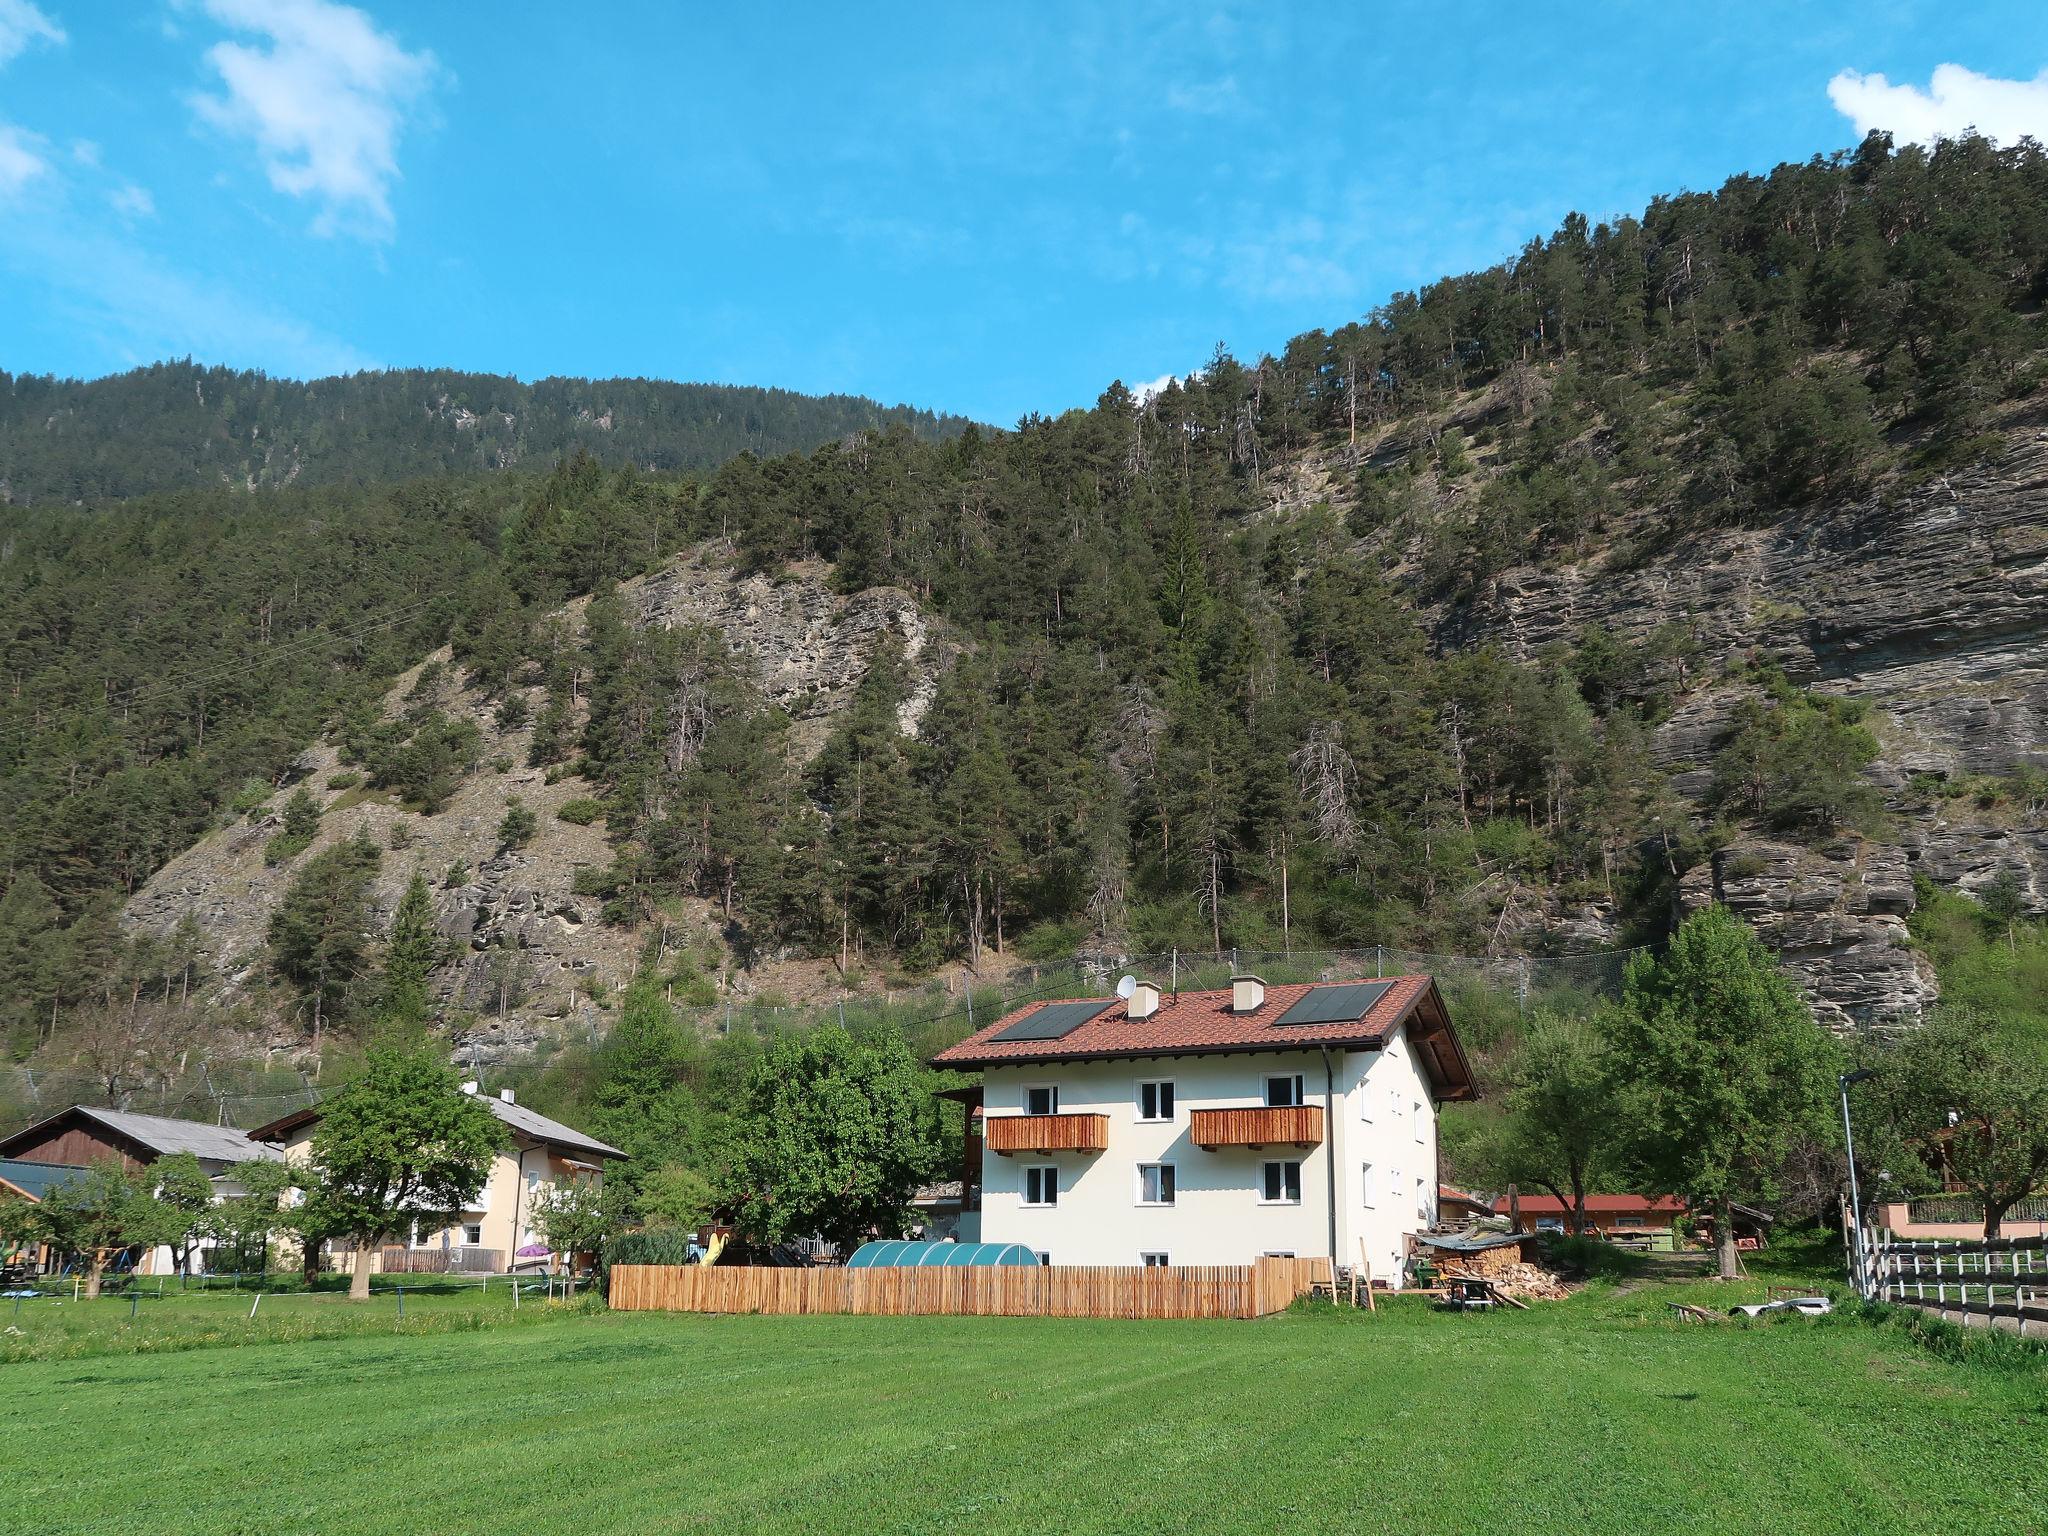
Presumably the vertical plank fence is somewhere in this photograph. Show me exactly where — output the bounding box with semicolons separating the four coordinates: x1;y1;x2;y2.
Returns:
610;1255;1326;1321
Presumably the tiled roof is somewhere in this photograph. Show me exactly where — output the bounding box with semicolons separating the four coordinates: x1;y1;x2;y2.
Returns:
932;974;1464;1080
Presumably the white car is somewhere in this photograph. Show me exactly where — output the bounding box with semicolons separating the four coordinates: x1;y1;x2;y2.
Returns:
1731;1295;1833;1318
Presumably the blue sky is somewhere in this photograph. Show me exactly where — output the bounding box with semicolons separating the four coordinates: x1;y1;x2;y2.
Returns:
2;2;2046;425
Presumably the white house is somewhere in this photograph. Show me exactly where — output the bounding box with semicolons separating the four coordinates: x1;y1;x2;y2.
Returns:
929;973;1475;1285
252;1084;624;1272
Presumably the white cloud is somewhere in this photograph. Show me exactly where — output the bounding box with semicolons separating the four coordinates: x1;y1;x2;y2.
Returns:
1129;374;1182;405
69;138;101;167
110;182;155;219
0;122;50;198
189;0;440;239
1828;64;2048;149
0;0;63;68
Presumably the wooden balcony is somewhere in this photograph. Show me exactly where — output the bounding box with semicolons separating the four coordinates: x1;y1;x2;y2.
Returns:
984;1113;1109;1155
1191;1105;1325;1150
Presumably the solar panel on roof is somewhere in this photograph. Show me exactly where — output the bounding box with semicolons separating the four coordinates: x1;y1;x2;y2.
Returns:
1272;980;1395;1027
990;998;1116;1042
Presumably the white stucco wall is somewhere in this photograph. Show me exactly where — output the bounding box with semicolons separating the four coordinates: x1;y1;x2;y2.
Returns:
978;1026;1440;1284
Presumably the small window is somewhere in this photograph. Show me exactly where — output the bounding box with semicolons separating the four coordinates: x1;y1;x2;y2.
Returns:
1414;1100;1426;1141
463;1223;482;1246
1036;1251;1052;1267
1265;1074;1305;1108
1360;1084;1374;1122
1136;1163;1176;1206
1614;1216;1646;1228
1262;1160;1302;1204
1360;1162;1375;1208
1136;1080;1175;1122
1262;1250;1296;1259
1023;1165;1059;1207
1140;1251;1170;1268
1024;1085;1059;1117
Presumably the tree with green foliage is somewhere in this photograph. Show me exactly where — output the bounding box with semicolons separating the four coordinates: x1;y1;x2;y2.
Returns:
267;832;382;1054
638;1163;718;1231
722;1024;940;1252
586;974;702;1210
497;797;539;850
211;1158;296;1274
1876;1008;2048;1239
148;1151;218;1277
380;871;442;1024
1486;1011;1622;1236
303;1039;501;1300
31;1159;172;1298
528;1178;616;1268
1603;905;1840;1278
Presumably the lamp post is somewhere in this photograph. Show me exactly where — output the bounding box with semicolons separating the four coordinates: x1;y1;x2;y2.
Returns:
1840;1068;1877;1295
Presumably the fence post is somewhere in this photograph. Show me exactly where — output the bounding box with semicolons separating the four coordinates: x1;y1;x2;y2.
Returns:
396;1284;405;1322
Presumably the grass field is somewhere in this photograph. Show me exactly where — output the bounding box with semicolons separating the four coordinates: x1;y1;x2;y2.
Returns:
2;1256;2042;1536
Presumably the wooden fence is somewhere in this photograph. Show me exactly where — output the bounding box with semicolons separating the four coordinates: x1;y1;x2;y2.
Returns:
1857;1229;2048;1340
610;1254;1329;1321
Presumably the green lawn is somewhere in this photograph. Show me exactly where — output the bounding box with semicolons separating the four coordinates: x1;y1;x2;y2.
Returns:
0;1273;585;1362
2;1267;2041;1535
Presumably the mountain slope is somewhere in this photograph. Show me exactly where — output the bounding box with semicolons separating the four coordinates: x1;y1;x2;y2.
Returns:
0;362;976;503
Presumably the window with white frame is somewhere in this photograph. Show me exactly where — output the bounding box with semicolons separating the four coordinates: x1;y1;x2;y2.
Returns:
1360;1080;1374;1121
1416;1175;1429;1218
1024;1084;1059;1117
1262;1160;1303;1204
1140;1251;1170;1268
1360;1162;1375;1207
463;1222;483;1246
1265;1074;1305;1108
1023;1165;1059;1207
1414;1100;1426;1141
1136;1162;1176;1206
1136;1080;1175;1122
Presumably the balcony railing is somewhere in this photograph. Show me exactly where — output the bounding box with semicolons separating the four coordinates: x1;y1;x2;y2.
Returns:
1190;1105;1325;1150
983;1112;1109;1155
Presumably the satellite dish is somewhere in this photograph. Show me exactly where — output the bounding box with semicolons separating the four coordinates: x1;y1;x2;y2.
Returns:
1115;974;1137;1000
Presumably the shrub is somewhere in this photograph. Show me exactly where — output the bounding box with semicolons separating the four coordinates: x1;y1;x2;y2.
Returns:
498;797;538;849
556;798;604;826
1016;921;1085;962
325;771;361;791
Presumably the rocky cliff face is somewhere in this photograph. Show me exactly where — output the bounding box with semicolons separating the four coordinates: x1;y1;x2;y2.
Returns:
1447;429;2048;1034
124;550;943;1064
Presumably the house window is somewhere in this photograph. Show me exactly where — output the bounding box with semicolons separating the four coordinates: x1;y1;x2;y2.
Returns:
1360;1084;1374;1122
1360;1162;1375;1207
1262;1160;1302;1204
1416;1176;1429;1218
1414;1100;1426;1141
1262;1250;1296;1259
1023;1165;1059;1207
1614;1216;1646;1228
1266;1074;1305;1108
1036;1252;1052;1267
463;1223;482;1246
1140;1251;1170;1268
1136;1080;1175;1122
1136;1163;1176;1206
1024;1085;1060;1117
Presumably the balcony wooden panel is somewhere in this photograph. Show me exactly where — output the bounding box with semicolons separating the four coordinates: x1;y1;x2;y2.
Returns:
984;1113;1109;1154
1190;1105;1325;1150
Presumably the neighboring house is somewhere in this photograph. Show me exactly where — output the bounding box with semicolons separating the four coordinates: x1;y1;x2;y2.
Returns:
1878;1195;2048;1242
251;1083;625;1273
1496;1192;1687;1236
929;973;1475;1285
1438;1183;1494;1223
0;1105;284;1275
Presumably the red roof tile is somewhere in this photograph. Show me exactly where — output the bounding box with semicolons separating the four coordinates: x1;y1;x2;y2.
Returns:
931;973;1475;1098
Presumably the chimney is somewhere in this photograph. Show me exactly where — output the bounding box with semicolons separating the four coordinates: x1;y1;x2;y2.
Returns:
1231;974;1266;1013
1127;980;1161;1020
460;1080;479;1096
499;1088;516;1105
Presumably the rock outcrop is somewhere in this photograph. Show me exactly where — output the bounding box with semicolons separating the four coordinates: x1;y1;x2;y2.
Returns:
124;550;945;1064
1446;431;2048;1034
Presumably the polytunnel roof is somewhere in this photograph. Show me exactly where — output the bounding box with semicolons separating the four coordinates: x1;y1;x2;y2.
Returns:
845;1240;1040;1268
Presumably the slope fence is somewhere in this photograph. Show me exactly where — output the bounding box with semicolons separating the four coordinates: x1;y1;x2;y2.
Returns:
1857;1228;2048;1340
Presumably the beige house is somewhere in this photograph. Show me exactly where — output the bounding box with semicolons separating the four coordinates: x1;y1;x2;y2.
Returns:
252;1083;624;1273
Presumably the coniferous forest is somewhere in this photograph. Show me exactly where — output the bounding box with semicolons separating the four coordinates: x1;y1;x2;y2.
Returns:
2;130;2047;1062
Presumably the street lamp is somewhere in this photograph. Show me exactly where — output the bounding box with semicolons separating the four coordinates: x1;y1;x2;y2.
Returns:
1840;1068;1877;1295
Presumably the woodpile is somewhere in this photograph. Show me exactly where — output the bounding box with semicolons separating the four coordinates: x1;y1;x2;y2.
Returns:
1439;1257;1571;1301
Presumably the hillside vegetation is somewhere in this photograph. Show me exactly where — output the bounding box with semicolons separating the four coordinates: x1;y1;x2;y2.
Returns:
3;130;2046;1065
0;362;975;504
